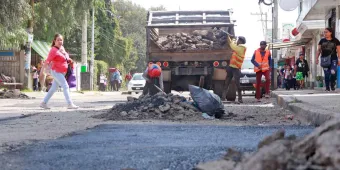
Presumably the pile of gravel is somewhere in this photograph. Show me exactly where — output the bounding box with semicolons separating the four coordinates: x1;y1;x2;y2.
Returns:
196;119;340;170
94;92;204;121
0;89;32;99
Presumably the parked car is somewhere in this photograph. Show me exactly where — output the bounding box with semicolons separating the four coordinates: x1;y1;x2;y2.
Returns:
127;73;146;94
240;59;265;95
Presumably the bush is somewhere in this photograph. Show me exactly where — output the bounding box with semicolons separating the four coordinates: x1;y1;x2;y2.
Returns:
93;60;109;90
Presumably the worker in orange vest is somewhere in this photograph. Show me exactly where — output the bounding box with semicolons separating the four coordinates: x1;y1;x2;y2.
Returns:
251;41;272;102
142;63;164;95
222;35;247;103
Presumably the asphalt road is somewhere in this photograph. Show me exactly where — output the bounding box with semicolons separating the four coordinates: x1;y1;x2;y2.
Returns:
0;124;313;170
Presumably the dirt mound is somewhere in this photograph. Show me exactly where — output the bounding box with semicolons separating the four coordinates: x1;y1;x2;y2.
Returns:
0;89;32;99
94;92;206;121
196;119;340;170
156;28;229;51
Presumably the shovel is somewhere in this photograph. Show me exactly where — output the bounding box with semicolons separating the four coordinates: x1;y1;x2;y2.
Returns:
153;84;166;95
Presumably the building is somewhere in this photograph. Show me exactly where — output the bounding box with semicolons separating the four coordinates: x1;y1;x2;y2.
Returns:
294;0;337;88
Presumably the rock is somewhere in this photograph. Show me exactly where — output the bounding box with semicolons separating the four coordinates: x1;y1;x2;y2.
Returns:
120;111;128;117
179;102;198;111
224;148;243;162
174;114;184;120
258;129;285;149
195;160;235;170
127;96;137;102
171;104;185;111
312;130;340;168
159;104;170;113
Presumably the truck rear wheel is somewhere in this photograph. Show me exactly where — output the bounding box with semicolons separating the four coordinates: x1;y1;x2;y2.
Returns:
213;81;224;98
163;82;171;94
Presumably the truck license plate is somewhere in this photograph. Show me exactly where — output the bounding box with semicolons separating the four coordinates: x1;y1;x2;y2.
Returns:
241;79;249;83
135;88;140;90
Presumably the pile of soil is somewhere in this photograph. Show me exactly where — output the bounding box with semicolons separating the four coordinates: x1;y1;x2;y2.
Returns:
0;89;32;99
156;28;229;51
195;119;340;170
94;92;205;121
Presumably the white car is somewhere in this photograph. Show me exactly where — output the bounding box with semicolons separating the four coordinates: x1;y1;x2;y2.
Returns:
127;73;146;94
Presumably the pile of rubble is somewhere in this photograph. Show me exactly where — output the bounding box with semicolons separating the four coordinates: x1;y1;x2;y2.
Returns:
0;89;32;99
94;92;204;121
0;73;15;83
196;119;340;170
156;28;229;51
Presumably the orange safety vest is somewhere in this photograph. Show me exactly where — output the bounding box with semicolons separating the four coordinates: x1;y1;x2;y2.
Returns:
254;49;270;72
229;47;247;69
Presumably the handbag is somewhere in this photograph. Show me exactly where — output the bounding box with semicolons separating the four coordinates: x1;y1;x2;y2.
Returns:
320;41;335;68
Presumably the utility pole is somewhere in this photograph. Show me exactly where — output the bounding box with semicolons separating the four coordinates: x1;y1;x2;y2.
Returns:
81;11;88;71
90;6;95;91
250;12;270;41
24;0;35;89
271;0;279;90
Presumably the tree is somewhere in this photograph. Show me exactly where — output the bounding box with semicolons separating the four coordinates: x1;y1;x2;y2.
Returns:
113;0;166;72
0;0;31;48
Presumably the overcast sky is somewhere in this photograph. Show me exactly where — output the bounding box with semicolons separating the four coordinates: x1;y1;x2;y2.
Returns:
129;0;298;58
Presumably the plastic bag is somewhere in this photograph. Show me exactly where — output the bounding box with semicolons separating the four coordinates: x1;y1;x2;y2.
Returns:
189;85;224;116
67;69;77;88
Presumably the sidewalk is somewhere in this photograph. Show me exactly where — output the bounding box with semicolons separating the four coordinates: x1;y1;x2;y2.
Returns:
272;89;340;126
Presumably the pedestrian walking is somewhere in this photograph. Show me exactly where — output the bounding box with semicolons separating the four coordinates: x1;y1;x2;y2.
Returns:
142;63;164;95
295;53;309;89
251;41;271;102
125;71;132;87
40;33;79;109
284;65;293;90
32;66;39;91
110;69;120;91
222;34;247;103
316;28;340;91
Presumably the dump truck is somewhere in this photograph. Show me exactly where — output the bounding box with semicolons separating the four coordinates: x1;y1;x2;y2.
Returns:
146;10;237;101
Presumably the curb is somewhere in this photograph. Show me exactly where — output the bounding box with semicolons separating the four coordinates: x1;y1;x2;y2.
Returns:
272;92;336;126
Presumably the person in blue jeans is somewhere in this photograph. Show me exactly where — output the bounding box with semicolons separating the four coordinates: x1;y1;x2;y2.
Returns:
316;28;340;91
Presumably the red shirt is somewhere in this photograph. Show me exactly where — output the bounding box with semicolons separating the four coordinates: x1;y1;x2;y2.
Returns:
46;47;69;73
125;74;132;81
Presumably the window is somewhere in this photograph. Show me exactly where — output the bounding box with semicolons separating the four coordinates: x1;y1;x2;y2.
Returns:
133;74;144;80
242;60;254;69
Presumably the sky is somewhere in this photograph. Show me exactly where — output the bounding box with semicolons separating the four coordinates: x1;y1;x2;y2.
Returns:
129;0;298;58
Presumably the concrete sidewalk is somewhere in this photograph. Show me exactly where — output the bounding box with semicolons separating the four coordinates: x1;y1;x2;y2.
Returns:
272;89;340;126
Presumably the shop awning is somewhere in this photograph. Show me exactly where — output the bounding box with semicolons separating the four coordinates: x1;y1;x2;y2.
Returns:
32;40;51;59
268;40;307;49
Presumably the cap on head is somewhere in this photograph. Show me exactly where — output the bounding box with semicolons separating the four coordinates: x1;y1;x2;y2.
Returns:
299;52;304;56
238;36;246;44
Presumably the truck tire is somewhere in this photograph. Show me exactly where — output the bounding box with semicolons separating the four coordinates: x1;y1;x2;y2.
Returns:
213;81;224;98
164;81;171;94
226;80;237;101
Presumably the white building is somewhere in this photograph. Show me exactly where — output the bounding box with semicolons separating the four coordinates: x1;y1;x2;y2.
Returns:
294;0;338;88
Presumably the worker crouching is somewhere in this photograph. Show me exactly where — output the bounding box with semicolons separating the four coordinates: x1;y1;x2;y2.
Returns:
142;63;164;95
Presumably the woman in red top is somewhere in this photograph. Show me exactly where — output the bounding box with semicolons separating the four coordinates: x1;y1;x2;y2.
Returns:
40;34;78;109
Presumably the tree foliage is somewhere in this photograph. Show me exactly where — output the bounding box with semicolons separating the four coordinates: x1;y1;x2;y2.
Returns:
113;0;166;72
0;0;31;48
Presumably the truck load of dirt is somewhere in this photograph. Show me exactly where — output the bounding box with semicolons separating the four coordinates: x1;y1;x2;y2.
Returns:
156;28;229;51
0;89;32;99
195;119;340;170
94;92;207;121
